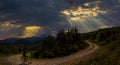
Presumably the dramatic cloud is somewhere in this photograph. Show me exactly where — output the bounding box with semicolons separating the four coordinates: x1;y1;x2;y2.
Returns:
0;22;21;28
61;1;109;32
0;21;22;39
61;6;107;22
0;0;119;39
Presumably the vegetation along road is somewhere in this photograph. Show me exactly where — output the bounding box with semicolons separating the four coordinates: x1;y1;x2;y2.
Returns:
5;41;99;65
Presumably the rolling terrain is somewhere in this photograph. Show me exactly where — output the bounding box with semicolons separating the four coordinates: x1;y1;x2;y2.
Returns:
5;41;99;65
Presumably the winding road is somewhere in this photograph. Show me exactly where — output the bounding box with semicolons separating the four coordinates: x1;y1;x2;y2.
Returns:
5;41;99;65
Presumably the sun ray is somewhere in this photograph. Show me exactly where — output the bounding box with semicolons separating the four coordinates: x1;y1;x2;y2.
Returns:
61;0;109;32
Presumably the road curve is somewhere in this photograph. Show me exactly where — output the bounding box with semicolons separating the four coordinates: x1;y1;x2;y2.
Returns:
5;41;99;65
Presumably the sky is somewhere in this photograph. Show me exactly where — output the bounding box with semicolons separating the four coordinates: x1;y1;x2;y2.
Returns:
0;0;120;40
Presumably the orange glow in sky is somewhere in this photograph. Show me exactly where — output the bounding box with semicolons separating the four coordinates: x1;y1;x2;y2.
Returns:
22;26;41;38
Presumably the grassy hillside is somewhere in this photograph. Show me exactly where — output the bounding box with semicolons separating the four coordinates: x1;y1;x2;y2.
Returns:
72;27;120;65
83;40;120;65
88;27;120;44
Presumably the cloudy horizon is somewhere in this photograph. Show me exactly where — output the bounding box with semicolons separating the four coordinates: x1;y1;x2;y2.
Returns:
0;0;120;40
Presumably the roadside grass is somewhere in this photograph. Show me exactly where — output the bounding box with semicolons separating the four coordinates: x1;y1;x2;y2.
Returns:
68;40;120;65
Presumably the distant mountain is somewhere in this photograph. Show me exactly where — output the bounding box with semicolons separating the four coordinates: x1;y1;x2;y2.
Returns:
0;37;44;44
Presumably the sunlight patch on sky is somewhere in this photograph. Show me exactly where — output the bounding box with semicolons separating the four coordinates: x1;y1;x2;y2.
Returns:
0;22;21;28
84;2;90;7
0;22;21;33
0;21;22;40
22;26;41;38
99;25;112;29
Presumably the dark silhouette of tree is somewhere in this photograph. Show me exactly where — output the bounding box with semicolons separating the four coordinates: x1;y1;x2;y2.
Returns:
30;28;88;58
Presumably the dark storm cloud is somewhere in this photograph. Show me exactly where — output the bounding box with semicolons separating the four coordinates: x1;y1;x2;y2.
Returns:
0;0;95;27
1;0;119;25
0;0;119;39
0;0;72;39
0;0;72;26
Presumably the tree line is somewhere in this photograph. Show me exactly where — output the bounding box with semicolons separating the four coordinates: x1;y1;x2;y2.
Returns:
30;28;88;58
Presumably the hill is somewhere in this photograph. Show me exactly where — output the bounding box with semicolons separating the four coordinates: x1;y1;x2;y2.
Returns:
30;28;89;58
70;27;120;65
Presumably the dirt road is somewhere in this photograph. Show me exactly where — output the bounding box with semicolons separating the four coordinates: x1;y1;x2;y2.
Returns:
5;41;99;65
